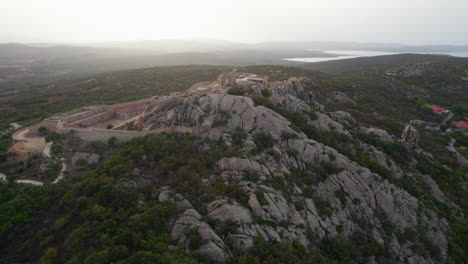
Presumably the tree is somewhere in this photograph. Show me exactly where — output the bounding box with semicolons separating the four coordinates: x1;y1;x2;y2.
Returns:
38;126;48;135
451;104;465;115
261;88;271;97
51;144;63;155
253;132;274;151
252;95;271;107
108;137;117;147
40;247;58;263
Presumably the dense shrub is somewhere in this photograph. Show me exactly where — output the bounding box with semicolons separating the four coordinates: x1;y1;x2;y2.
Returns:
252;95;271;107
227;87;243;95
253;132;274;151
261;88;271;97
255;190;268;205
188;230;202;250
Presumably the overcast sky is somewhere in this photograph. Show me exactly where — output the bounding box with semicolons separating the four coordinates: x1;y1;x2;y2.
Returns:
1;0;467;45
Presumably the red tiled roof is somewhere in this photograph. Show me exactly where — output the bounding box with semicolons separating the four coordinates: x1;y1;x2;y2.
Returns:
428;105;448;113
453;121;468;129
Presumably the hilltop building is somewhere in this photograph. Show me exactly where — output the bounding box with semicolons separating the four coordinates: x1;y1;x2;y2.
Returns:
428;105;449;114
453;121;468;130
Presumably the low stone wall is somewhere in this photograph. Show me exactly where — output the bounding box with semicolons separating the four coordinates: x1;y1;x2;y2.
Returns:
56;127;147;143
27;119;224;144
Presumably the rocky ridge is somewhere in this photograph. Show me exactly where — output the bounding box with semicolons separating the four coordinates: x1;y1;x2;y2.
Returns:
131;72;453;263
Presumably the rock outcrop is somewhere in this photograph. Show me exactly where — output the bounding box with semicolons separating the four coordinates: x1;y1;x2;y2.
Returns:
132;72;451;263
359;126;394;143
401;124;419;150
171;209;229;263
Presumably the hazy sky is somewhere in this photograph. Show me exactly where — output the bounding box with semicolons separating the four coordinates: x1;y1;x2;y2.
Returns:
1;0;467;45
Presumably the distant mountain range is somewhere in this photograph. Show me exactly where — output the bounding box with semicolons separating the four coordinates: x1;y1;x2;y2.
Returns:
1;40;467;88
13;39;468;53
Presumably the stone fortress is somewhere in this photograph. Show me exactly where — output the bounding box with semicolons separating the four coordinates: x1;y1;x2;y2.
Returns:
30;71;270;143
30;99;154;142
49;99;150;129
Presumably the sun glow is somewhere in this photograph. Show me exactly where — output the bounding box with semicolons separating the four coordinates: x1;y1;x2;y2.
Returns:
1;0;467;44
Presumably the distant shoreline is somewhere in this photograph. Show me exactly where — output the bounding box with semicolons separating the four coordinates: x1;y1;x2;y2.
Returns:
285;50;468;63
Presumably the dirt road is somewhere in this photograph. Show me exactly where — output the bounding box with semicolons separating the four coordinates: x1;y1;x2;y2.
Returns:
9;128;46;161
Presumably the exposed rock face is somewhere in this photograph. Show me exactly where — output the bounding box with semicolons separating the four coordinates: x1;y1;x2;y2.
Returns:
409;120;440;131
401;124;419;150
359;126;394;143
404;85;430;99
310;112;347;133
158;188;194;211
330;111;356;127
386;62;449;78
332;91;356;104
133;73;450;263
217;157;269;175
171;209;229;263
135;93;297;139
207;200;253;223
421;175;452;205
360;143;403;179
71;152;99;168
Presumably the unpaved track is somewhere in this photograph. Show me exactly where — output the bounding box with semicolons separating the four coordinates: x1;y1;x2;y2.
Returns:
447;138;468;166
0;160;66;186
10;128;46;161
2;129;66;185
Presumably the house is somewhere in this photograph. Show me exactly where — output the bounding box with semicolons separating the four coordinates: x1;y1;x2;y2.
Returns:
428;105;448;114
453;121;468;130
9;123;22;129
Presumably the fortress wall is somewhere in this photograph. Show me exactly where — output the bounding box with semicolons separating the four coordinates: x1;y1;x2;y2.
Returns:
62;108;105;123
56;127;147;143
79;111;115;127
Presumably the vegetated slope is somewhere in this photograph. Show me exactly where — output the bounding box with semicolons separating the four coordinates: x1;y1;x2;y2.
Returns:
0;62;466;264
0;65;231;130
0;42;319;88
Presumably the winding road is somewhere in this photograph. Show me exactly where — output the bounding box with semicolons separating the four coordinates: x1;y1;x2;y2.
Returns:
447;138;468;166
0;138;66;186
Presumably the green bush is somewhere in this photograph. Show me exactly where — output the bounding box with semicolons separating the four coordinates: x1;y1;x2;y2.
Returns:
53;215;70;231
313;196;332;217
287;149;299;158
281;132;299;140
38;126;48;135
230;186;249;206
188;230;202;250
255;190;268;205
420;104;432;111
227;87;243;95
302;186;314;198
51;143;63;154
253;132;274;151
261;88;271;97
252;95;271;107
244;172;259;183
306;110;318;120
45;133;61;143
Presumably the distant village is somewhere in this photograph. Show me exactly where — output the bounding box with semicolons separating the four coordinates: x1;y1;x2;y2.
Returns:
427;104;468;132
